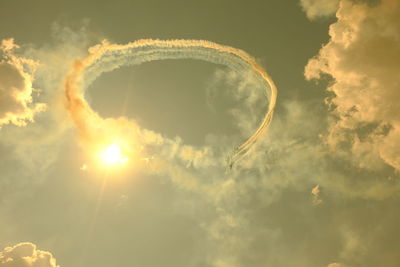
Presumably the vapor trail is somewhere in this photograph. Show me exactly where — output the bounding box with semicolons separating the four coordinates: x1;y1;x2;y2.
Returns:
65;39;277;165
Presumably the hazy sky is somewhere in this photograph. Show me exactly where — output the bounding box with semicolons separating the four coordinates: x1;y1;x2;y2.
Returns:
1;0;400;267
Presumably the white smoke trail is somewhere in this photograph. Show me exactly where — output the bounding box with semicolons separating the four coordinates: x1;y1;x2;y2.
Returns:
65;39;277;166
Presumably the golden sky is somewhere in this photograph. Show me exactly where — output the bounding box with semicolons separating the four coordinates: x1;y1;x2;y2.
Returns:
0;0;400;267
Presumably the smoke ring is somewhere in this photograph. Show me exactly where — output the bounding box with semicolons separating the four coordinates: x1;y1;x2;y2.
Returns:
65;39;277;165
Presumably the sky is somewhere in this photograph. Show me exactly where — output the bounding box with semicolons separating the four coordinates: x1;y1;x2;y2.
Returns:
0;0;400;267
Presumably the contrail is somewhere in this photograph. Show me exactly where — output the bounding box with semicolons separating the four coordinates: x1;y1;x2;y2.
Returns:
65;39;277;166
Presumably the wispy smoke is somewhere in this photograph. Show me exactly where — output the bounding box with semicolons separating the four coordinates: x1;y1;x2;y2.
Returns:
64;39;277;167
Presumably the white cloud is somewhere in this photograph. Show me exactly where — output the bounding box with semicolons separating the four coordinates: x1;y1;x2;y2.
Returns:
300;0;339;19
305;0;400;171
0;243;58;267
0;39;46;128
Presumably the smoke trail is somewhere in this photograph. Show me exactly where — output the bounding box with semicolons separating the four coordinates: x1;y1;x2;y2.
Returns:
65;39;277;165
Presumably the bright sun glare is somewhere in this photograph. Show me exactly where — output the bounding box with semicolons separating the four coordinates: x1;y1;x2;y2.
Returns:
100;144;128;166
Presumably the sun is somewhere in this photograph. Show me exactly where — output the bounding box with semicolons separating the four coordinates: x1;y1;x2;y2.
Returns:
100;144;128;166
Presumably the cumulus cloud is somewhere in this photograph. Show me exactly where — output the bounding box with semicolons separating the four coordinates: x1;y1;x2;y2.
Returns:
0;39;46;128
0;243;58;267
300;0;339;19
305;0;400;171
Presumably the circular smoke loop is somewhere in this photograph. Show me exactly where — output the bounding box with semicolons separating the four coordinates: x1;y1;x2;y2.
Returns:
64;39;277;166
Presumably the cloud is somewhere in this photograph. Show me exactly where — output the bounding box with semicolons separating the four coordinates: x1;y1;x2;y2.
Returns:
300;0;339;19
0;39;46;128
311;184;323;205
0;23;100;219
305;0;400;171
0;243;58;267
